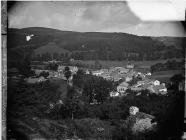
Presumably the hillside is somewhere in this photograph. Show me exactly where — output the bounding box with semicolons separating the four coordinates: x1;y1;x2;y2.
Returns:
151;37;185;49
33;42;70;55
8;27;184;61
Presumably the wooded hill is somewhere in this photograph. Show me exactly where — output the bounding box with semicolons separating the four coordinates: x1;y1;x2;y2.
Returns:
8;27;184;61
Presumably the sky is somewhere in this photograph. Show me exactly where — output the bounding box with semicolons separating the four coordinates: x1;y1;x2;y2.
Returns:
8;1;186;37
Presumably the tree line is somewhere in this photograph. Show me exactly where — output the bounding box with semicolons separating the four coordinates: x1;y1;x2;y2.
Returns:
150;60;184;73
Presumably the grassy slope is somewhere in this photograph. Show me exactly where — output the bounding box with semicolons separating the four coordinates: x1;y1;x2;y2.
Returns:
33;42;70;55
151;70;184;83
76;59;183;69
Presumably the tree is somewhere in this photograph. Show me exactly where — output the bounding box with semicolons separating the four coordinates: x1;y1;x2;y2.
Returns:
94;78;113;104
64;66;72;81
170;74;184;90
47;63;58;71
82;78;95;104
17;56;35;77
65;86;79;120
73;69;85;88
39;71;49;78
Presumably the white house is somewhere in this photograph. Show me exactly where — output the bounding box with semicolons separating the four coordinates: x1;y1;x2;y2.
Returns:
147;84;167;95
146;72;152;76
71;66;78;74
131;86;142;91
125;76;133;82
113;67;129;74
153;80;160;86
110;91;120;97
126;64;134;69
92;70;103;76
117;82;129;93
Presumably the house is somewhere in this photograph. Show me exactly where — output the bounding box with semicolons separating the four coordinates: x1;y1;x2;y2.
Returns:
119;67;129;74
126;63;134;69
100;69;109;73
110;91;120;97
117;82;129;94
137;78;153;86
112;67;129;74
146;72;152;76
71;66;78;74
100;72;112;80
113;76;122;82
125;76;133;82
92;70;103;76
148;84;167;95
129;106;139;115
137;72;142;76
152;80;160;86
26;76;47;84
130;86;142;91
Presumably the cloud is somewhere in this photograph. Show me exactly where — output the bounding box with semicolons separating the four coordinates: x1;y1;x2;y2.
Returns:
8;1;185;36
122;22;185;37
127;0;185;21
8;1;140;32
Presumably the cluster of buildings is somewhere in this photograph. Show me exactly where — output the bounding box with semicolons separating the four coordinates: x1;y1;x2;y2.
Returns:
91;64;167;97
92;65;134;82
12;60;167;96
25;65;79;84
112;77;167;97
113;79;167;97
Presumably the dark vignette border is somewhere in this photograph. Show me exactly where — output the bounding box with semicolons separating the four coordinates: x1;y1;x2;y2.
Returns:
1;1;7;140
2;1;186;140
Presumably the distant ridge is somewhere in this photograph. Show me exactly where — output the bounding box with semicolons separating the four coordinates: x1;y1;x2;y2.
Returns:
8;27;184;61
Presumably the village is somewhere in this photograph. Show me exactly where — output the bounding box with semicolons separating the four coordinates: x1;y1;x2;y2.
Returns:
14;60;168;98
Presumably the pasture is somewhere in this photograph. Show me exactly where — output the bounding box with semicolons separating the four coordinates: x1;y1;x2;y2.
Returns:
151;70;184;83
79;58;183;69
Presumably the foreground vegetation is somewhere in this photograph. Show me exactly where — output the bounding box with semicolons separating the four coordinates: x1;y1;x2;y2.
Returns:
7;70;184;139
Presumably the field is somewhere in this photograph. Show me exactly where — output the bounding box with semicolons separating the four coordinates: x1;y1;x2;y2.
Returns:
151;70;184;83
79;58;183;69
